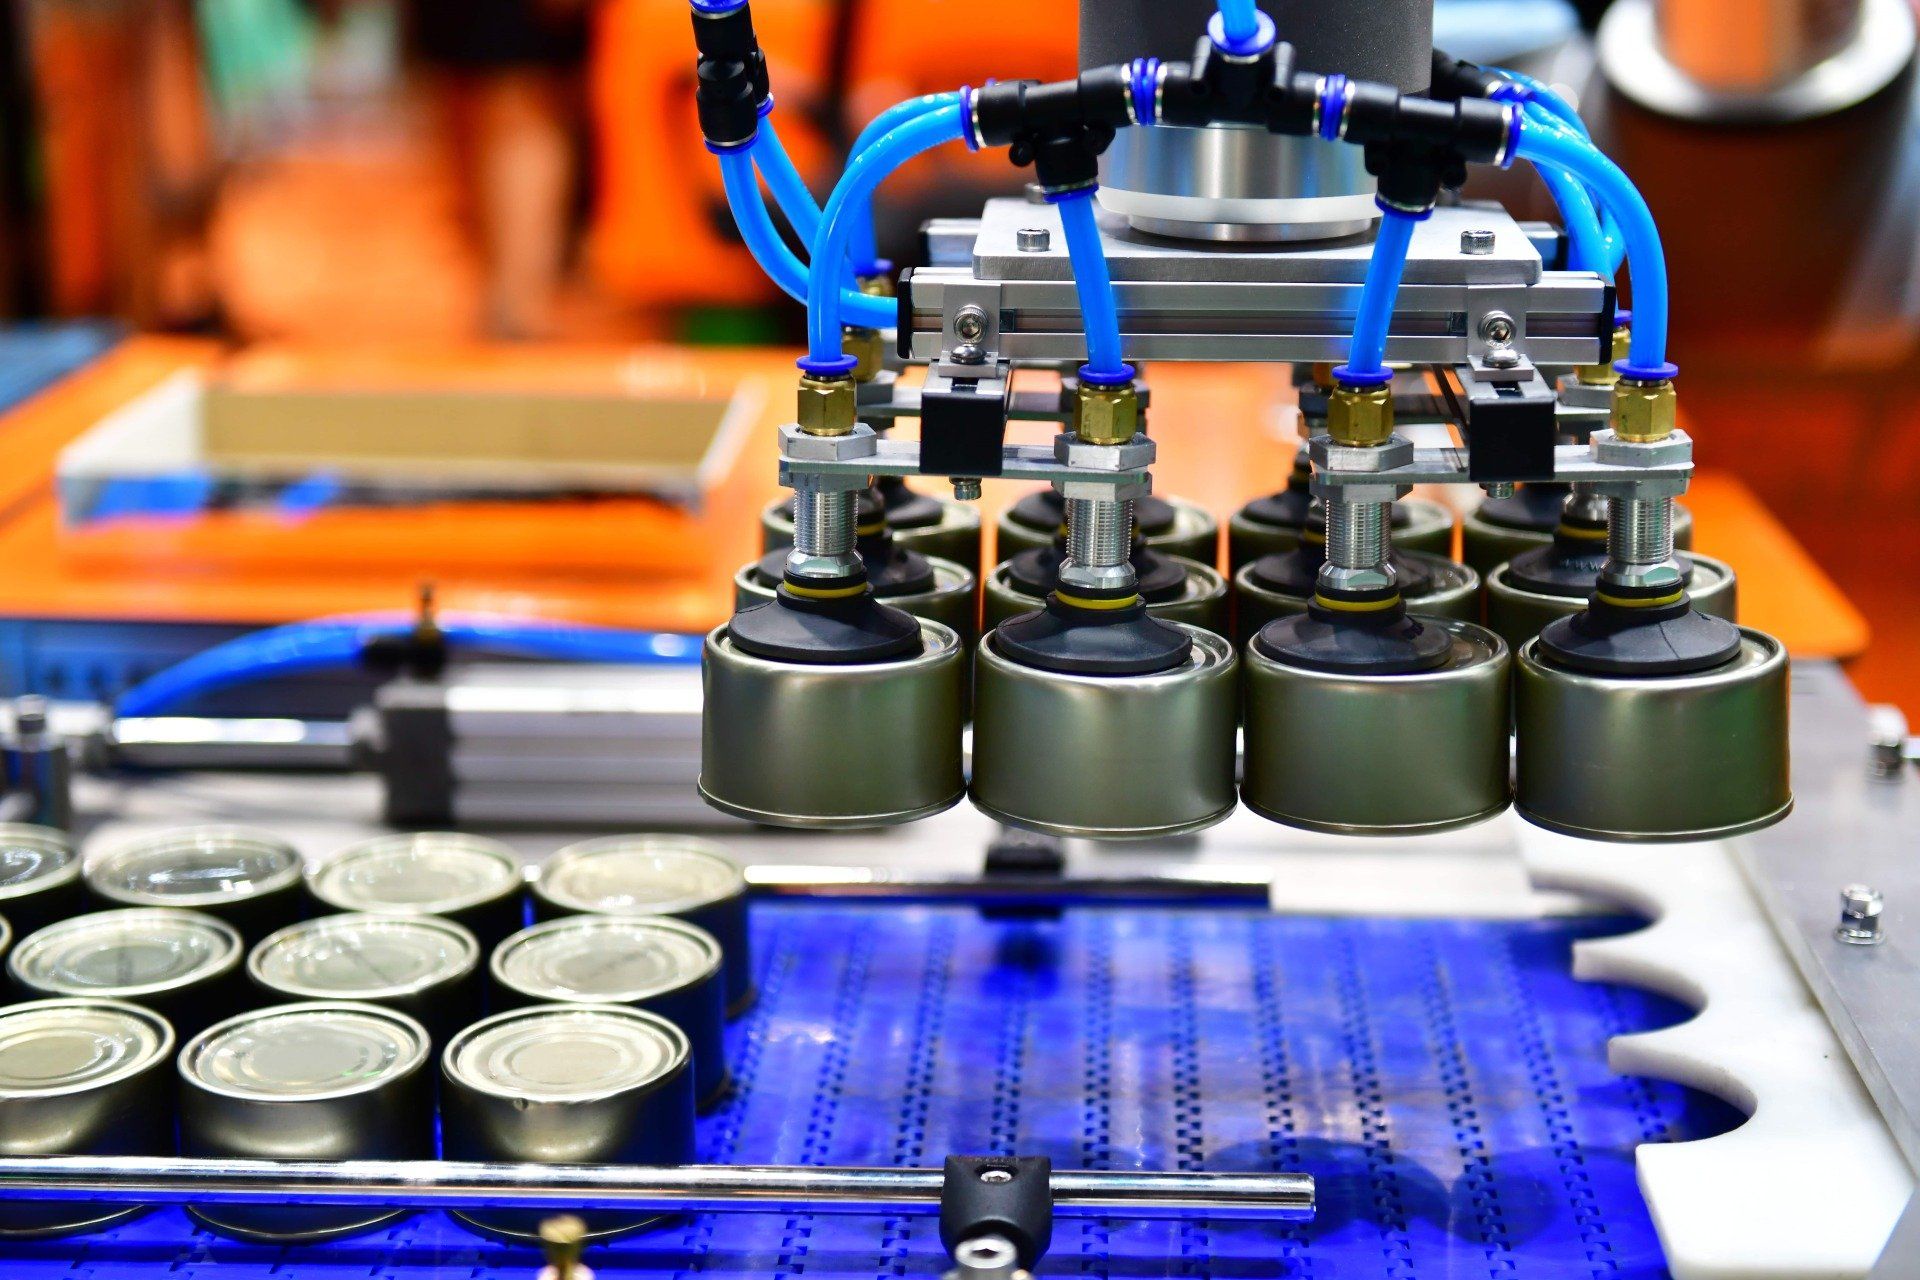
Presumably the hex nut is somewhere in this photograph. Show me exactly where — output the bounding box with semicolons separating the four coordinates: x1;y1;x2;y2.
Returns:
1076;383;1140;446
1053;432;1155;472
1058;477;1151;503
1308;434;1414;474
780;422;878;461
1610;378;1677;442
796;375;858;437
1326;383;1394;447
1590;427;1693;469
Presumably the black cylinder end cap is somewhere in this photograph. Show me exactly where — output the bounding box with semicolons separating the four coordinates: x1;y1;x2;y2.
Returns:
727;588;923;665
993;595;1192;676
1478;484;1570;533
1536;596;1741;677
1252;597;1453;676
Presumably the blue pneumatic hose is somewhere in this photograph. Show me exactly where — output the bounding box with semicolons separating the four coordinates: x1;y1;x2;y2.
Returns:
846;93;962;276
1339;204;1423;382
806;104;966;367
114;617;701;718
716;145;896;329
1054;189;1127;380
754;118;822;246
1215;0;1263;46
1528;126;1611;279
1514;119;1670;375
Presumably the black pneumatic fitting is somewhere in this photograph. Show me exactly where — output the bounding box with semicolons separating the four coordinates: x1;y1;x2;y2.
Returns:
1339;83;1511;165
691;3;768;149
1429;49;1506;103
1158;36;1292;127
971;71;1133;192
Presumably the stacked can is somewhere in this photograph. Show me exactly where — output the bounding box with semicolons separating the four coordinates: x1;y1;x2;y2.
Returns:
0;999;175;1237
308;833;526;947
85;828;304;941
533;836;752;1015
179;1002;435;1241
9;908;245;1038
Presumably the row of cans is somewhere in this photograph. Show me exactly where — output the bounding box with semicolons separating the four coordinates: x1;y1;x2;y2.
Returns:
0;826;754;1011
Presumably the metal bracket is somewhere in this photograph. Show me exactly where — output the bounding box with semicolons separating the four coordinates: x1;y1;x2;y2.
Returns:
1309;437;1694;491
780;437;1152;491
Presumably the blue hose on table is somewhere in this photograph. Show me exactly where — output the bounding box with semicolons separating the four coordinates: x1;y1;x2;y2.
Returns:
1513;119;1672;376
115;618;700;718
845;93;962;277
804;103;966;370
715;145;896;329
1054;189;1129;382
1336;203;1424;384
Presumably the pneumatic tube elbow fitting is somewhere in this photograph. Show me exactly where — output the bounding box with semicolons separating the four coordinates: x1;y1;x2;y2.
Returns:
690;0;769;150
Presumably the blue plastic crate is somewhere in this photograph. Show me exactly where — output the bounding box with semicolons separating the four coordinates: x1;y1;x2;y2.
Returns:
0;904;1738;1278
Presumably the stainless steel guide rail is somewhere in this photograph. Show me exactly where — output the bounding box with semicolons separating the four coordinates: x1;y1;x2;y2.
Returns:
0;1158;1316;1221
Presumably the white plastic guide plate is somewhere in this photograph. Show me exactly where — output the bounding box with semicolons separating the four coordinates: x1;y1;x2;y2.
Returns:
1520;825;1914;1279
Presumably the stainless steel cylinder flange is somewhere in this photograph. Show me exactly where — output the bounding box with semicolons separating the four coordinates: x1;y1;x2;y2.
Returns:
762;494;983;576
700;619;966;828
1241;619;1512;836
996;491;1219;565
1234;550;1479;645
970;624;1238;839
1229;496;1454;570
1514;627;1792;842
1486;551;1736;654
735;555;977;651
984;555;1228;637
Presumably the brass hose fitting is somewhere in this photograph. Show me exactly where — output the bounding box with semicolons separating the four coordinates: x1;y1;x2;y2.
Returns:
1325;382;1394;448
1610;377;1677;443
1075;380;1140;446
843;327;885;382
797;373;857;437
1577;324;1630;388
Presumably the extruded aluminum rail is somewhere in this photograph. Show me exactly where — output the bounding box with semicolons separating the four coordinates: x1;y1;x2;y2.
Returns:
0;1158;1315;1220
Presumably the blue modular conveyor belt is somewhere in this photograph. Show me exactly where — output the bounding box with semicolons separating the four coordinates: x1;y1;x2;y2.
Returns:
0;903;1738;1279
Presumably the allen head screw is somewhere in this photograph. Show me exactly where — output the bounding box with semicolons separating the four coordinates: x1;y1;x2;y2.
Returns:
1016;227;1051;253
1835;885;1885;946
1461;228;1496;255
954;305;989;344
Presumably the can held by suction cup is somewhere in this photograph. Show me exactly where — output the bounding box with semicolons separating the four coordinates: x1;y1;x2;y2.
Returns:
441;1004;696;1243
1234;550;1479;644
85;827;303;941
9;908;245;1038
735;554;977;650
970;623;1238;839
1486;552;1736;654
179;1001;433;1242
534;835;753;1015
984;555;1228;637
491;915;728;1109
1514;627;1792;842
0;998;175;1238
1242;619;1513;835
700;618;966;829
1229;496;1454;570
248;913;482;1045
307;833;526;948
996;490;1218;564
0;826;82;935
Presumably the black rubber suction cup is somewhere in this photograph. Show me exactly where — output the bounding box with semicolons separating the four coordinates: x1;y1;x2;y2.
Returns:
1246;546;1435;599
875;476;945;529
1006;538;1186;603
1477;484;1570;533
1251;594;1454;675
727;577;923;665
1009;489;1176;537
1506;533;1699;601
1536;595;1742;676
993;594;1192;676
1240;487;1315;530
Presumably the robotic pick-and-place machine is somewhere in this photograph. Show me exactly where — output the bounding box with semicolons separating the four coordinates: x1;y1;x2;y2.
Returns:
3;1;1917;1278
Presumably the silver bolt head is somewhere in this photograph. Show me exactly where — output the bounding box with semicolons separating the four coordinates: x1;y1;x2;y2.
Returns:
1836;884;1886;946
951;478;983;502
1479;312;1517;345
1016;227;1052;253
951;342;987;365
954;305;989;343
1461;229;1497;255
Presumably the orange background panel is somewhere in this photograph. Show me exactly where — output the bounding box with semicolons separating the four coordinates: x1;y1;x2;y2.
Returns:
0;338;1866;668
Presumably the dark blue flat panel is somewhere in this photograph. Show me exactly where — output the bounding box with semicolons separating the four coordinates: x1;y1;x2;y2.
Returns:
0;905;1740;1279
0;322;118;413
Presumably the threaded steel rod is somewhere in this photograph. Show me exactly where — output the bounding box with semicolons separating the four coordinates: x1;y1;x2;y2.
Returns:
1323;498;1388;571
1060;496;1137;594
787;487;860;579
0;1158;1314;1221
1602;495;1683;591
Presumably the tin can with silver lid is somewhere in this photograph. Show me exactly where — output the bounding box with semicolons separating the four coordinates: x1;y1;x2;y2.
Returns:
85;827;303;941
442;1003;696;1242
248;913;482;1044
0;825;83;936
0;915;10;972
308;833;526;947
9;908;245;1038
491;915;727;1109
179;1001;434;1241
0;998;175;1237
534;836;752;1015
